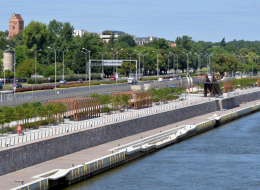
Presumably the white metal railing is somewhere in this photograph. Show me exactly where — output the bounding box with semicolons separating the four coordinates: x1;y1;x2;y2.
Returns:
0;97;210;148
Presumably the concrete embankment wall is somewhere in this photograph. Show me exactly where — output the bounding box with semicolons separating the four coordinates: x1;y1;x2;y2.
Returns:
12;102;260;190
218;91;260;109
0;101;219;176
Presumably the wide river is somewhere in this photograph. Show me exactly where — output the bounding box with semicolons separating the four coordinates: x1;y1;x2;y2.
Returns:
63;112;260;190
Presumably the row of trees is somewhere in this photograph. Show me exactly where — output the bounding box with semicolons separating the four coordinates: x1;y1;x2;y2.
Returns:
0;102;67;134
149;87;186;103
1;20;260;79
90;94;130;112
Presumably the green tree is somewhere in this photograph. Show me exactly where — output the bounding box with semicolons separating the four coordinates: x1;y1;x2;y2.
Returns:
16;58;43;78
43;66;55;77
121;94;130;111
15;105;25;125
175;35;193;50
54;103;67;123
2;107;15;132
117;34;136;47
0;108;6;135
23;21;48;50
100;95;112;108
22;103;34;131
109;33;115;48
220;38;226;47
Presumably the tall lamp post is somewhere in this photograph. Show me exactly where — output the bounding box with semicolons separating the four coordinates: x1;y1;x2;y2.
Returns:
127;53;135;73
205;54;214;74
195;53;203;76
81;51;88;82
48;47;57;93
58;49;68;80
152;51;160;77
174;54;180;74
31;49;41;84
99;52;107;79
111;48;123;85
82;48;91;90
0;49;5;86
135;49;146;80
140;54;148;75
183;52;191;77
166;52;172;74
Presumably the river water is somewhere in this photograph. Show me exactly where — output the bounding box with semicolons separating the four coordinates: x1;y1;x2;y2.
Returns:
63;112;260;190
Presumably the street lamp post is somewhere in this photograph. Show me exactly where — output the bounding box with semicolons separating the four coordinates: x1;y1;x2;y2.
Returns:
195;53;203;76
82;48;91;90
0;49;5;86
140;54;148;75
127;53;135;73
31;49;41;84
152;51;160;77
99;52;107;79
48;47;57;93
205;54;214;74
111;48;123;85
166;52;172;74
183;52;191;77
81;51;88;82
58;49;68;80
135;49;146;80
175;54;180;74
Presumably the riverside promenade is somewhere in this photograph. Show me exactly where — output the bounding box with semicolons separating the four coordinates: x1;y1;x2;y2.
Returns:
1;98;260;190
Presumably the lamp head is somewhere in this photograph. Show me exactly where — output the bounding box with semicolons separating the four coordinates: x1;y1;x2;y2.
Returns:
48;47;51;49
6;45;9;47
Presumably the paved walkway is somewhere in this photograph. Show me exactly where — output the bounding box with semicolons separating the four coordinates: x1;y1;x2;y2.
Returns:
1;99;259;190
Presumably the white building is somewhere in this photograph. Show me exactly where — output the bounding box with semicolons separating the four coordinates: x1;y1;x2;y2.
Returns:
73;30;88;37
135;36;159;45
99;30;125;43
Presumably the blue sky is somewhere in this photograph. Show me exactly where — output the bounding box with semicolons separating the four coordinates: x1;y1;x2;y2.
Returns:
1;0;260;42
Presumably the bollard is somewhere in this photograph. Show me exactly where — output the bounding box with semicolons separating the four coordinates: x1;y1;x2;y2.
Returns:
112;151;113;153
72;164;74;167
141;137;142;139
118;144;120;146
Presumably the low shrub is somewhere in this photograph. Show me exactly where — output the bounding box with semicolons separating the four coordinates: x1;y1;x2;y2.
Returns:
21;118;56;129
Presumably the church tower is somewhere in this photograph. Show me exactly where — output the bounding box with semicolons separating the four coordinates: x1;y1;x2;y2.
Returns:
8;13;24;38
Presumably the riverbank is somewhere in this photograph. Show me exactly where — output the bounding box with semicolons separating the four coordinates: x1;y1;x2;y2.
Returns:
2;98;259;190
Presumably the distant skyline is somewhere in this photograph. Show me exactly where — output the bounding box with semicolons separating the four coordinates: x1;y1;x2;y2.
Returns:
1;0;260;42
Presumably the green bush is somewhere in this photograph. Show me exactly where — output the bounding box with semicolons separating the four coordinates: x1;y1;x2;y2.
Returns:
101;107;115;113
21;118;56;129
142;77;159;81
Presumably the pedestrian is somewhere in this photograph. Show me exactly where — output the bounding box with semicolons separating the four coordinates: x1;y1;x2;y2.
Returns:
17;125;21;135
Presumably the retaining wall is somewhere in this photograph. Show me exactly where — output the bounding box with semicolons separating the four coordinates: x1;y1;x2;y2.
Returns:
218;91;260;109
0;101;218;176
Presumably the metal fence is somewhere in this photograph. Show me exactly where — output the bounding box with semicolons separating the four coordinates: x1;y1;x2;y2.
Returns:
0;97;210;148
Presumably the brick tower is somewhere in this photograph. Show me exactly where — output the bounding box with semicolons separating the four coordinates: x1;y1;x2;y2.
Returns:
8;13;24;38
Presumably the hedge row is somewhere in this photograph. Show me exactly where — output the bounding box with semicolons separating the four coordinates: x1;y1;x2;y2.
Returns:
102;80;127;84
59;82;101;88
13;85;54;92
27;74;102;84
